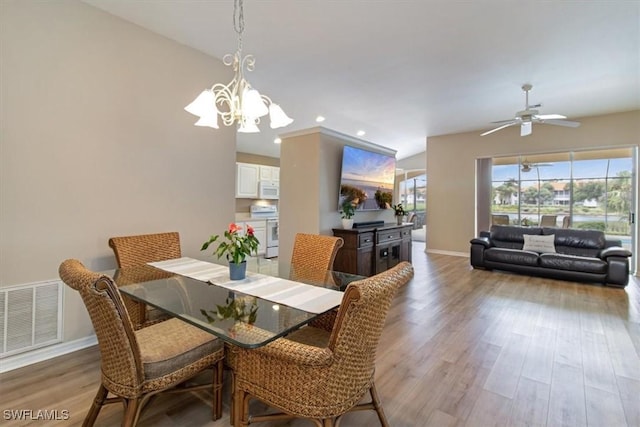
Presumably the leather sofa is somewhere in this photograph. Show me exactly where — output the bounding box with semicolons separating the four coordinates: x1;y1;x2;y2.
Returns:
470;225;632;287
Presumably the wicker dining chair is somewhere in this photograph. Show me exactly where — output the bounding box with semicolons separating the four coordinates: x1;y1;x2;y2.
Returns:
108;232;181;328
226;232;345;411
289;233;344;285
491;214;510;225
540;215;558;227
230;261;414;427
59;259;224;427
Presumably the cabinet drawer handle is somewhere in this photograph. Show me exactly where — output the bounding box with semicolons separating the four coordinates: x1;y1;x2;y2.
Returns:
364;239;370;242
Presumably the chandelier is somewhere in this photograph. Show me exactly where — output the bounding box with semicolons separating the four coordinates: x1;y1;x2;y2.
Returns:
184;0;293;133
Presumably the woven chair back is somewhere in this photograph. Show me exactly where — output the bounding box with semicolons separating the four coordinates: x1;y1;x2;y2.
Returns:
491;214;510;225
108;232;181;268
59;259;143;394
290;233;344;284
325;261;414;404
540;215;557;227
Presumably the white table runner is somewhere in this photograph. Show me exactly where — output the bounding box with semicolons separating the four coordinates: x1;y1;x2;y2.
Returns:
148;257;343;314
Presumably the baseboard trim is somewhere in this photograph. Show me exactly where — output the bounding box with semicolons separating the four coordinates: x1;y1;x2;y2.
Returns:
0;335;97;373
426;249;469;257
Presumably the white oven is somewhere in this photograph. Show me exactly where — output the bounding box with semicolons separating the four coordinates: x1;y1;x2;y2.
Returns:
250;204;279;258
265;219;279;258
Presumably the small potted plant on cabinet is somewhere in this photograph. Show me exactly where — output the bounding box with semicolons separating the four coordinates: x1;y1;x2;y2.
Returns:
340;200;356;229
391;203;406;225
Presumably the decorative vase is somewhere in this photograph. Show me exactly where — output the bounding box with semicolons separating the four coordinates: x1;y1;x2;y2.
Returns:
396;215;403;225
229;261;247;280
342;218;354;229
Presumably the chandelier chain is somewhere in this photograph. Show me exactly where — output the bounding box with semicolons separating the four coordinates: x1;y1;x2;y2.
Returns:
234;0;245;51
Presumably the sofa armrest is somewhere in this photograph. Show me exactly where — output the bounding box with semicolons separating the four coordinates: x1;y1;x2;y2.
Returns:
470;237;491;268
470;236;491;248
600;246;632;259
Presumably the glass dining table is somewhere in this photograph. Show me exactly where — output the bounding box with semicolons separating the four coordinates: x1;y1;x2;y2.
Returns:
113;257;363;349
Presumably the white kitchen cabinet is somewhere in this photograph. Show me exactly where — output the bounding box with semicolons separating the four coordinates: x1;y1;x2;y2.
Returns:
240;219;267;256
236;163;259;198
259;165;280;182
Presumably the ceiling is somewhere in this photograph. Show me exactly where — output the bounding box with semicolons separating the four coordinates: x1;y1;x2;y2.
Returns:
82;0;639;160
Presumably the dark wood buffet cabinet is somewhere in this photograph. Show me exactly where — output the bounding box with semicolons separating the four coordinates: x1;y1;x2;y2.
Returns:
332;223;412;277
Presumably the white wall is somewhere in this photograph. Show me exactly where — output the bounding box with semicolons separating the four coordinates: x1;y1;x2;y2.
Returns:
1;1;236;342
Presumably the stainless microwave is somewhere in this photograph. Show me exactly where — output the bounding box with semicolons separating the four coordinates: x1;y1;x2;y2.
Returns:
258;181;279;199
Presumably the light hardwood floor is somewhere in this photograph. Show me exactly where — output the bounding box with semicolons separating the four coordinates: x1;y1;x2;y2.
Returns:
2;242;639;426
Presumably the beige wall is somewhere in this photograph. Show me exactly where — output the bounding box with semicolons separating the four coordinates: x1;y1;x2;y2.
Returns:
426;110;640;258
1;1;236;342
397;151;427;172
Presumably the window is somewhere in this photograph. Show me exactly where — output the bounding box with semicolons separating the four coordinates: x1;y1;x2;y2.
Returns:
490;149;634;250
398;170;426;227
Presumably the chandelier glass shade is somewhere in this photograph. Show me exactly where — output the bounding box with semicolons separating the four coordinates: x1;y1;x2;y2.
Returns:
184;0;293;133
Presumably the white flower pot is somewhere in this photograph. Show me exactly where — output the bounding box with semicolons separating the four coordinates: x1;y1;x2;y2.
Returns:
342;218;354;229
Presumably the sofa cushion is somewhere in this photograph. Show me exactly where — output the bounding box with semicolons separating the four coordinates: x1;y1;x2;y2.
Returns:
523;234;556;253
490;225;543;249
485;248;540;266
539;253;607;274
542;227;605;257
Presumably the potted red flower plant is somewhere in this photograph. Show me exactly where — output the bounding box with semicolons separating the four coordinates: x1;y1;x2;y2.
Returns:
201;223;260;280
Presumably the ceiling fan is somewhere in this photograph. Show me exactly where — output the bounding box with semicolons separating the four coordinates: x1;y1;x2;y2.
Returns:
520;159;552;172
481;84;581;137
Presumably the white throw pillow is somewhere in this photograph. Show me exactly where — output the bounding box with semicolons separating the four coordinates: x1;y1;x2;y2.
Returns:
522;234;556;253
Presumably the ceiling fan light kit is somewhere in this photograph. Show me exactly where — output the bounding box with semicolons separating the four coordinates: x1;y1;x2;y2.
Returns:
520;159;552;172
481;84;580;137
184;0;293;133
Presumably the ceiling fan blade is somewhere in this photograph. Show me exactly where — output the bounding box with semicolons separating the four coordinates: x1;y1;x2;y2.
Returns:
481;121;517;136
544;119;581;128
521;121;532;136
490;118;517;124
535;114;566;120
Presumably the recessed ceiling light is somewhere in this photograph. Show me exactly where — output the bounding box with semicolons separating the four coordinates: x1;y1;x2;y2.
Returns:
316;115;325;123
357;130;365;137
274;138;282;144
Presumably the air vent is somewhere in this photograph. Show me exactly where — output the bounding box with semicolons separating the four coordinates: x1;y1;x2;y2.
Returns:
0;280;63;357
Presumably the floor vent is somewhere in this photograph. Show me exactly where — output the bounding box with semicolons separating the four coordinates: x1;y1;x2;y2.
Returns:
0;280;63;358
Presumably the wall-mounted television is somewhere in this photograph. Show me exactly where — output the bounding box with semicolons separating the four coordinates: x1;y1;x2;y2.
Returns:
338;145;396;211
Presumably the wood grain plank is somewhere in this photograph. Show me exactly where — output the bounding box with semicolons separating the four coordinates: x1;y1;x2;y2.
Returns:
581;330;618;394
508;376;550;427
585;385;627;427
615;375;640;427
520;324;556;385
601;314;640;381
547;362;587;427
464;389;512;427
483;332;531;398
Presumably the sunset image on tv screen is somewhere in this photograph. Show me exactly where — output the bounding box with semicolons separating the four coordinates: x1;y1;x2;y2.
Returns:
339;146;396;210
